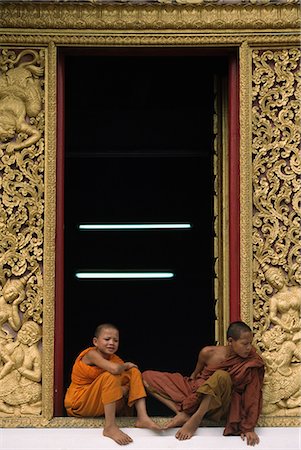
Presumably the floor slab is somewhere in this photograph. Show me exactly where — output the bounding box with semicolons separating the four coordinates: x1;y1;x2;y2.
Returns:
0;427;300;450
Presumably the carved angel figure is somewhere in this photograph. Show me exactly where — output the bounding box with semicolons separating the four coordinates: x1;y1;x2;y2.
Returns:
0;50;43;153
260;266;301;415
265;267;301;341
0;320;42;416
0;272;34;343
261;325;301;414
0;278;24;343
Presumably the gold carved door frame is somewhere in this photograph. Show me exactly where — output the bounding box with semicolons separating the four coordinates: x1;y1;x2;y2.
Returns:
0;1;300;427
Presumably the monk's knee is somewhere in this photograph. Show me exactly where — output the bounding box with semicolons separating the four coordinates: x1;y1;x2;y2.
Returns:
214;370;232;389
101;371;122;388
142;370;154;383
127;366;141;376
142;370;160;391
214;369;230;379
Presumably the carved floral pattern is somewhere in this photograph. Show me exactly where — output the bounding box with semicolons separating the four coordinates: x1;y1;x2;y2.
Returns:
0;2;299;30
0;48;45;416
0;7;299;426
251;48;301;417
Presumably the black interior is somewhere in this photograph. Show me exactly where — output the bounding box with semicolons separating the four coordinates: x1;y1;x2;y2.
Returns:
63;50;228;415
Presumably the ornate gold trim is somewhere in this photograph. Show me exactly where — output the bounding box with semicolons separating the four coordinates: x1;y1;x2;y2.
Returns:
251;47;301;421
0;3;300;31
0;0;300;430
42;41;57;421
0;34;299;50
240;41;253;327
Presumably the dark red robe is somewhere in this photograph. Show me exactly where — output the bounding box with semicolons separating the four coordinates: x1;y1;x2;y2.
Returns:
198;348;264;435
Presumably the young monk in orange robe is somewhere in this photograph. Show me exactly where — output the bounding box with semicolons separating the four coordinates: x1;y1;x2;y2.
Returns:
143;321;264;446
65;323;161;445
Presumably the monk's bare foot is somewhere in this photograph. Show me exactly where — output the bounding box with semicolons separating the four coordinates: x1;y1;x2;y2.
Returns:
103;425;133;445
175;415;200;440
162;412;190;429
135;416;162;430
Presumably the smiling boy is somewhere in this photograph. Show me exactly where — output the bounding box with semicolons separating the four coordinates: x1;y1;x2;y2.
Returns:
65;323;161;445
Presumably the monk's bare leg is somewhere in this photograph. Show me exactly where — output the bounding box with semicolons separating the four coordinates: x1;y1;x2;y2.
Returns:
163;411;190;429
134;397;162;430
147;393;190;429
144;381;187;429
103;401;133;445
176;394;213;440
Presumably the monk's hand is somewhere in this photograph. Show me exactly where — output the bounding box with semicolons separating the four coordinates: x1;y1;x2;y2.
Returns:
240;431;260;446
124;362;138;370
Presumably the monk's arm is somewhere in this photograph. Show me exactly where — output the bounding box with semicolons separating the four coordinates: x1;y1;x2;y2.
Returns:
240;367;264;435
82;349;137;375
190;347;211;379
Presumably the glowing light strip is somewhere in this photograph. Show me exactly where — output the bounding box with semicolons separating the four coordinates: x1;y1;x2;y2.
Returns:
79;224;191;230
76;272;174;279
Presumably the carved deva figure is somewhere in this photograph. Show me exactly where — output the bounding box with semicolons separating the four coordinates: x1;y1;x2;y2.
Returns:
0;272;34;344
0;320;42;416
265;266;301;342
261;325;301;414
0;49;43;153
261;265;301;415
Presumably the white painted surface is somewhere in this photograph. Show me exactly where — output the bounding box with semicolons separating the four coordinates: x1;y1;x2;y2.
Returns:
0;427;300;450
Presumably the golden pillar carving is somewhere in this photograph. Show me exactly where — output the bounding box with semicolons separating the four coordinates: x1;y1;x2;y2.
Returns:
0;48;45;417
251;48;301;422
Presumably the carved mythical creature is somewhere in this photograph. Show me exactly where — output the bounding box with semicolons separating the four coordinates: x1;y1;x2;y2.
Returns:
0;50;43;153
261;266;301;415
0;320;42;416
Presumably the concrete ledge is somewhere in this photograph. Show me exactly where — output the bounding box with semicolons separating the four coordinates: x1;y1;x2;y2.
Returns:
1;426;300;450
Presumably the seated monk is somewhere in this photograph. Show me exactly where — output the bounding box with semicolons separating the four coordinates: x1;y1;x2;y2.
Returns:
64;323;161;445
143;321;264;446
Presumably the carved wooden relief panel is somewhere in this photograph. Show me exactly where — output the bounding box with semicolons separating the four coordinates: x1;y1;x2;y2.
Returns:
0;0;300;428
251;48;301;424
0;48;45;417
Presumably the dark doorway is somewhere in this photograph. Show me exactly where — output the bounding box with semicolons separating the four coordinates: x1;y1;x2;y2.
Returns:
62;49;228;416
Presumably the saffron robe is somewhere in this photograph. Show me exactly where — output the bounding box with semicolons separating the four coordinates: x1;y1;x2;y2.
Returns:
143;347;264;434
143;368;232;419
64;347;147;417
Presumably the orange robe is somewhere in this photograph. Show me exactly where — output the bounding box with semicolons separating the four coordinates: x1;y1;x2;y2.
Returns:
64;347;147;417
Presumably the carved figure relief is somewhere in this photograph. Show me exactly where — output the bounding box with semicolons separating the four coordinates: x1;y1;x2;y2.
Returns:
0;320;42;416
260;266;301;415
0;269;38;342
0;49;43;154
251;48;301;421
0;48;44;418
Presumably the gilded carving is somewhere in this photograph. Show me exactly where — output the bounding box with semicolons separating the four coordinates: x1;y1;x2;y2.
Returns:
0;0;299;430
0;3;300;30
0;50;44;154
0;270;38;342
251;48;301;420
0;320;42;416
260;266;301;415
0;48;45;417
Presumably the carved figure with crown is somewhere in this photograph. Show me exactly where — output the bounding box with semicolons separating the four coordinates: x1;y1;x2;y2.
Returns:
260;265;301;415
0;268;42;416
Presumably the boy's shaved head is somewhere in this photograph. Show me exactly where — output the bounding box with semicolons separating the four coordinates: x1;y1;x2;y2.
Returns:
227;321;252;340
94;323;118;338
